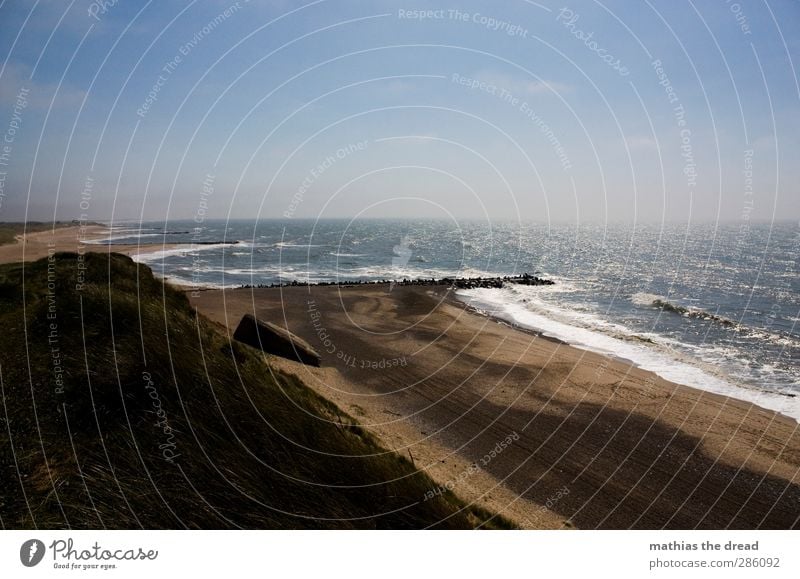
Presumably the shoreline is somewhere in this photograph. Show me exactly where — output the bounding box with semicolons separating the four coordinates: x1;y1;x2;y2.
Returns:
3;228;794;424
0;224;183;263
15;225;785;422
189;283;800;529
3;234;797;528
455;290;800;424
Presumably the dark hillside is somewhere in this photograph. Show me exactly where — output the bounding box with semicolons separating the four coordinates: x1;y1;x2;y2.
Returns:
0;252;509;529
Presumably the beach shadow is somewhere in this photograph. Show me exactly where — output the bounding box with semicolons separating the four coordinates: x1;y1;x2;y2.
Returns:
452;397;800;529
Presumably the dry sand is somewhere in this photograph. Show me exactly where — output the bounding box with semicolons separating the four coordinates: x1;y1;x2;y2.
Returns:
190;283;800;529
0;224;178;263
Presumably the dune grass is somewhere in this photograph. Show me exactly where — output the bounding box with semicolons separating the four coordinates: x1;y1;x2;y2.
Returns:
0;221;80;246
0;252;512;529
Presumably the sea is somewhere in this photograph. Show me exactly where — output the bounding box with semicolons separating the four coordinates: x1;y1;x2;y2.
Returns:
87;219;800;421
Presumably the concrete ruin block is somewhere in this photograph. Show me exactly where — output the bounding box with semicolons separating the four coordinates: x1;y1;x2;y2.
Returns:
233;314;321;366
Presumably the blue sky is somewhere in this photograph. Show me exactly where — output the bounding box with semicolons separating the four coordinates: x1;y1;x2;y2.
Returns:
0;0;798;223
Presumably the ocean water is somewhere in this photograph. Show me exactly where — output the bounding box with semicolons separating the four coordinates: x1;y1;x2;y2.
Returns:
94;219;799;420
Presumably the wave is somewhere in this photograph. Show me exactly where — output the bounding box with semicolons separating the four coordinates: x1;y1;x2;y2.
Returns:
632;293;737;327
232;241;280;250
274;242;324;248
105;226;159;233
131;243;236;263
159;274;240;290
458;287;800;421
345;264;505;282
223;266;288;276
81;233;162;244
632;294;800;351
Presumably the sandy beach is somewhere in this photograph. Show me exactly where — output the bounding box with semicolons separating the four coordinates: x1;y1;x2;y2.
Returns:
0;224;179;263
3;229;797;529
190;283;800;529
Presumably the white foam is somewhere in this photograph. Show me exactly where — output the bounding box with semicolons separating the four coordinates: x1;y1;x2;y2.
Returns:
224;266;285;275
81;233;161;244
274;242;324;248
346;264;501;281
631;292;665;306
160;275;238;290
457;287;800;422
131;243;234;263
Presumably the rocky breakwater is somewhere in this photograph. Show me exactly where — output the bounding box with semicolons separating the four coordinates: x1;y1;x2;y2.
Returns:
241;273;554;290
444;273;554;290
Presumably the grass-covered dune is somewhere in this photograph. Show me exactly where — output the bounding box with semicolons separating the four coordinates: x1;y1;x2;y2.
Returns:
0;252;509;529
0;221;78;245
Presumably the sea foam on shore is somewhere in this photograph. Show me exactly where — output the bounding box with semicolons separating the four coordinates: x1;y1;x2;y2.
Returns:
457;285;800;422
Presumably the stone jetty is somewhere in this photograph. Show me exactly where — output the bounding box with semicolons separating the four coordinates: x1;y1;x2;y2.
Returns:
239;272;554;290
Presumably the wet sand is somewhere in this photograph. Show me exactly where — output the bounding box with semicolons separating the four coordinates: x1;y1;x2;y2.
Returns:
190;283;800;529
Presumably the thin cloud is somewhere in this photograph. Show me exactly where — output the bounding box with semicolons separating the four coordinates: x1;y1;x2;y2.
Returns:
0;62;86;110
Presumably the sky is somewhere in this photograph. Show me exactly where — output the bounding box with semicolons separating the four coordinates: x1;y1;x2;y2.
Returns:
0;0;798;223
